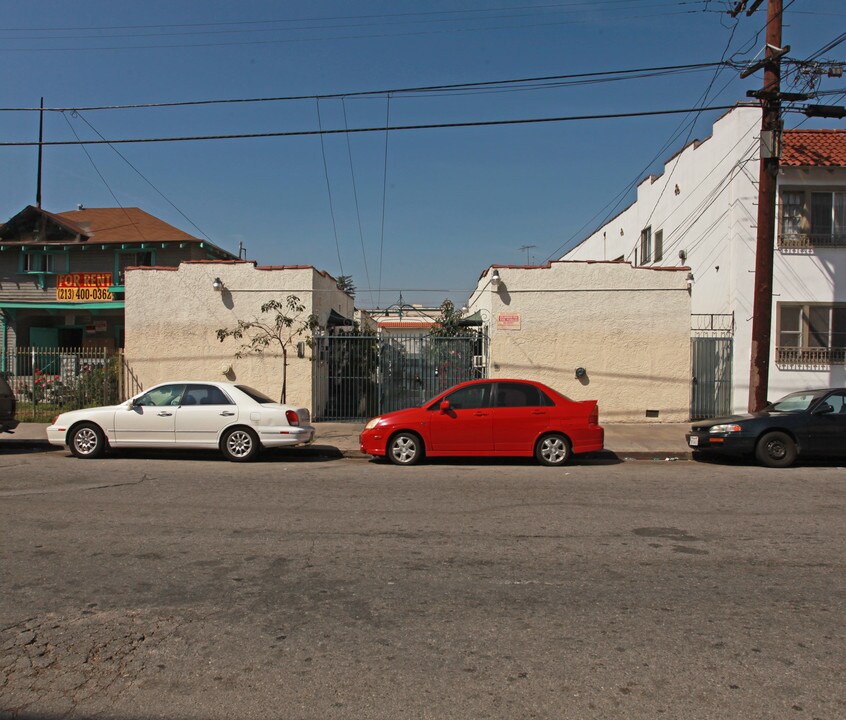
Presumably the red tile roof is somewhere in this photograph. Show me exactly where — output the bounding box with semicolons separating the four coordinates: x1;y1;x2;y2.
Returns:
782;130;846;167
54;207;200;243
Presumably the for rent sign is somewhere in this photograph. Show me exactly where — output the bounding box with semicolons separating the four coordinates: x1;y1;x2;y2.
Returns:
56;273;114;302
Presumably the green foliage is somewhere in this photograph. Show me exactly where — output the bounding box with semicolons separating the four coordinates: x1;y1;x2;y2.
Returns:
216;294;318;403
336;275;356;298
429;299;473;338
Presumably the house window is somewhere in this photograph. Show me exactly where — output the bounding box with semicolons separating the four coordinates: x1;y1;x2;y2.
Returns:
639;227;652;265
779;189;846;248
654;229;663;262
20;249;67;275
777;303;846;366
811;192;846;244
24;252;54;273
117;250;154;284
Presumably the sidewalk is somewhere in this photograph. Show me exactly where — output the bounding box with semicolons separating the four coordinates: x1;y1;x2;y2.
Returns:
2;421;693;460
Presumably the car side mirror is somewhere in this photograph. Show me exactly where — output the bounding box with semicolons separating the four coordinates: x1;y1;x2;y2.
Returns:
439;400;450;413
812;402;834;415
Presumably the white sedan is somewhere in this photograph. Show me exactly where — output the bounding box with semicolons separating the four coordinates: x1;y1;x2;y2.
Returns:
47;381;315;462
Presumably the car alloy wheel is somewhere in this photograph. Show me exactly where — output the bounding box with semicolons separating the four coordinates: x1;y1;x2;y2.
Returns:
69;423;106;459
221;427;259;462
536;433;571;466
388;432;422;466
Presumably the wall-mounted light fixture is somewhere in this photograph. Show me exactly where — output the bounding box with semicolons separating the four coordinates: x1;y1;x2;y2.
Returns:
575;367;587;379
490;269;501;290
212;277;224;292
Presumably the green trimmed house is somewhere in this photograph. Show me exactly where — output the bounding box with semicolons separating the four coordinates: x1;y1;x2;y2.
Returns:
0;205;236;373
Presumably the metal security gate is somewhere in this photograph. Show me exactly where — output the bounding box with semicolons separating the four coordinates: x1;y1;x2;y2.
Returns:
690;314;734;421
312;331;488;421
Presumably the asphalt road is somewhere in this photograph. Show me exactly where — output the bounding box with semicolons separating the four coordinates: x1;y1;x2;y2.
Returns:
1;447;844;720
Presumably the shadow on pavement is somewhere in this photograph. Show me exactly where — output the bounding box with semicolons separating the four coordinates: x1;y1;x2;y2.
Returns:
367;451;623;467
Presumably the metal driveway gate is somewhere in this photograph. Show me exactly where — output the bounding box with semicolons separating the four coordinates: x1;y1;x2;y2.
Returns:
690;314;734;421
313;331;488;421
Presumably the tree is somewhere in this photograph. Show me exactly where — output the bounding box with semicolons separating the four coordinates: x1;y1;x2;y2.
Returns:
429;299;468;338
216;295;318;404
336;275;356;298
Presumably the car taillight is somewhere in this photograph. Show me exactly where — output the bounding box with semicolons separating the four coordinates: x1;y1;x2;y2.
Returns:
285;410;300;426
589;405;599;425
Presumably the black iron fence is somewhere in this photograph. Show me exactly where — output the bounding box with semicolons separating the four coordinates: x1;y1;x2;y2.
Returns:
3;347;141;422
312;331;488;421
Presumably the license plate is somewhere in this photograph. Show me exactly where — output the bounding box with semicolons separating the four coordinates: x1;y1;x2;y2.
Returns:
688;436;699;447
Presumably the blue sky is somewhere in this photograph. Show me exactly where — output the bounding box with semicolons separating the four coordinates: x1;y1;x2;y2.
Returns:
1;1;843;308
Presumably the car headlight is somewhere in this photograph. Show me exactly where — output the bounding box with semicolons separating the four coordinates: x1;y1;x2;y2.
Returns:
709;424;743;434
364;417;382;430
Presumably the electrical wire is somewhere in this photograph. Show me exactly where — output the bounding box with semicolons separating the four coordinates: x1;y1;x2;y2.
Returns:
0;2;711;34
0;6;707;52
61;112;151;245
378;96;391;308
0;62;731;112
70;111;215;244
0;104;745;147
341;98;374;307
315;99;345;278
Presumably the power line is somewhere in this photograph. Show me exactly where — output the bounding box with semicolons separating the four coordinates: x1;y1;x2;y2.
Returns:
341;98;374;307
0;2;707;33
0;104;746;147
69;111;215;244
315;99;345;278
0;62;731;112
0;6;706;52
378;96;392;308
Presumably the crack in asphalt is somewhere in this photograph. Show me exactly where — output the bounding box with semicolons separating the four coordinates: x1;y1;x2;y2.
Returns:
0;474;154;498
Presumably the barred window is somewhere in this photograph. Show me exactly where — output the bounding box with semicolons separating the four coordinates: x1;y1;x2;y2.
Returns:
777;303;846;367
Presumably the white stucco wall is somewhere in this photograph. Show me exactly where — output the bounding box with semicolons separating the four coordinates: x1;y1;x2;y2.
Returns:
565;107;846;410
467;262;691;422
563;105;800;413
769;165;846;397
125;261;354;408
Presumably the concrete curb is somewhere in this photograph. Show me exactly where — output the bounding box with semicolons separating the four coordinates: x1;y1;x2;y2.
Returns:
1;437;693;462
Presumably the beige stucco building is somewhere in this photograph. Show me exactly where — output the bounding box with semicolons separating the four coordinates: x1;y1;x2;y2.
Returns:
466;261;692;422
124;260;354;405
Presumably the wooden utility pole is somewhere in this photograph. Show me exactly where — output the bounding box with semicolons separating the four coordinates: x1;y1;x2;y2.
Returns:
36;97;44;209
747;0;784;412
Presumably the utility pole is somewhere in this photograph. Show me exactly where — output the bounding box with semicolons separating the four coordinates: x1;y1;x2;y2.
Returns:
36;97;44;209
747;0;784;412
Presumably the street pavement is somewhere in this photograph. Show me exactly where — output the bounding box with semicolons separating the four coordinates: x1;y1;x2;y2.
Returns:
3;420;694;459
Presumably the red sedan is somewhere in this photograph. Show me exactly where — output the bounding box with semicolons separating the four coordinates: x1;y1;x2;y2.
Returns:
360;378;604;466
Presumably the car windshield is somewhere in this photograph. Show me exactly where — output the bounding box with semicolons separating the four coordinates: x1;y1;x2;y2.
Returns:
767;391;820;412
236;385;276;404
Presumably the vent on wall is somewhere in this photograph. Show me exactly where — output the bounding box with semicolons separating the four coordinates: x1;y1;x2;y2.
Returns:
645;409;660;418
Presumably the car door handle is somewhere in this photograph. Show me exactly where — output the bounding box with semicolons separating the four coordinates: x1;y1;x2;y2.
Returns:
473;411;488;417
531;410;547;415
220;411;236;416
157;411;172;417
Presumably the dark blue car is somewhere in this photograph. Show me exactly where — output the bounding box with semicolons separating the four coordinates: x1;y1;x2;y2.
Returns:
686;388;846;468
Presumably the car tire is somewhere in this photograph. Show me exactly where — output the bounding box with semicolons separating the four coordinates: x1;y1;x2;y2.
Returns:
535;433;571;466
69;422;107;459
221;427;260;462
388;432;423;466
755;431;797;468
